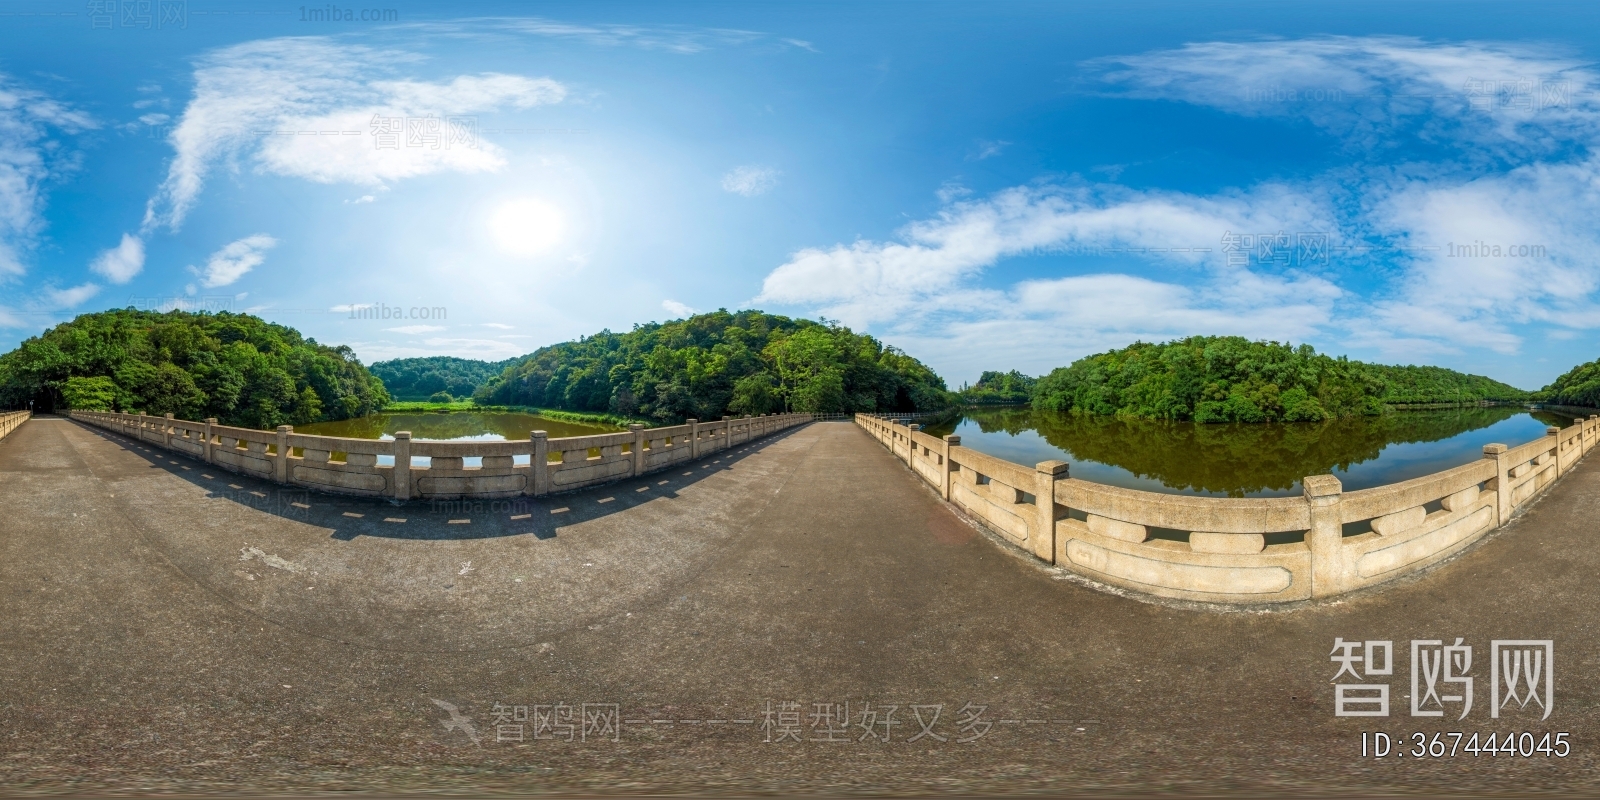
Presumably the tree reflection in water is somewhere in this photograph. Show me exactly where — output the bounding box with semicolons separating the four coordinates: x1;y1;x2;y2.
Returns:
922;406;1574;497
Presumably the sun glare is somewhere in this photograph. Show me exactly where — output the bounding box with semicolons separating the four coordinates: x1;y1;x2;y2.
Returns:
488;197;567;256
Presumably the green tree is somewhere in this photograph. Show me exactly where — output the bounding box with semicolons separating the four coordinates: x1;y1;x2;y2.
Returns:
1535;357;1600;408
476;310;952;421
1030;336;1527;424
0;309;389;426
61;376;117;410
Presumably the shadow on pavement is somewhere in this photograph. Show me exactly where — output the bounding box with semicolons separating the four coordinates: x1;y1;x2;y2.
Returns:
68;418;814;543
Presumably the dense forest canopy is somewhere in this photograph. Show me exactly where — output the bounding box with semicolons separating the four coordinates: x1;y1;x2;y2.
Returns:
1366;363;1531;405
1537;357;1600;408
0;309;389;428
1030;336;1529;423
959;370;1037;404
369;356;519;401
476;310;953;421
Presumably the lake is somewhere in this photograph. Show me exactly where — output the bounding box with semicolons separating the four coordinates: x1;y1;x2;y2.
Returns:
919;405;1580;498
294;410;622;467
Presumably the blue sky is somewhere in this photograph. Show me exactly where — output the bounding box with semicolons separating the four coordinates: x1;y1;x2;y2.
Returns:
3;1;1600;389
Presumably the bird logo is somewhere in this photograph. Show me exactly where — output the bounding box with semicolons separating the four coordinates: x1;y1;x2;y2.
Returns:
429;698;480;745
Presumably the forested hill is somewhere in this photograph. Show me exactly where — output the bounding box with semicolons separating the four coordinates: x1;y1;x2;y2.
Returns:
476;310;954;421
370;355;519;401
1537;357;1600;408
0;309;389;427
959;370;1037;404
1030;336;1529;424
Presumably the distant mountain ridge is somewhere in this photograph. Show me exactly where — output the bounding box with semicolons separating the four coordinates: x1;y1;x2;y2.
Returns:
369;355;520;401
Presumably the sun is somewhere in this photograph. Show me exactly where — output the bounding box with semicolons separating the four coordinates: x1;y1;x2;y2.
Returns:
487;197;567;257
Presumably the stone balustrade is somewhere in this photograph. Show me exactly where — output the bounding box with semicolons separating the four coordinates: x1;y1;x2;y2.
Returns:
857;412;1600;605
0;410;30;442
69;410;813;502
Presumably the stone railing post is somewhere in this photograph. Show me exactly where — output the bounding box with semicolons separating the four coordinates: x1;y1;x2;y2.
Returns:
1483;443;1509;526
941;434;960;500
163;413;174;449
1547;426;1563;477
1304;474;1345;598
393;431;412;502
137;413;146;442
529;431;549;496
274;425;291;483
1034;461;1069;563
906;424;921;464
203;418;216;464
629;424;646;475
721;416;730;451
687;419;699;459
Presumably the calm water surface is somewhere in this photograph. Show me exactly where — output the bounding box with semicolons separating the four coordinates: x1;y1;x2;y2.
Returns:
295;411;622;467
921;406;1578;498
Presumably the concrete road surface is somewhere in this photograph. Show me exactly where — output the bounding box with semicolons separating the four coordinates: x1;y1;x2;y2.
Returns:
1;416;1595;794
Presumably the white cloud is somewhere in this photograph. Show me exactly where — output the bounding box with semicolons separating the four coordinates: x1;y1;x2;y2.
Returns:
349;335;528;363
661;299;696;317
89;233;146;284
1354;158;1600;353
754;176;1355;381
138;113;170;126
1074;35;1600;356
973;139;1010;160
1094;36;1600;154
721;165;780;197
43;282;100;309
488;17;764;54
0;75;93;279
757;182;1335;328
423;337;525;358
194;234;277;288
143;38;566;230
481;322;515;329
385;324;447;334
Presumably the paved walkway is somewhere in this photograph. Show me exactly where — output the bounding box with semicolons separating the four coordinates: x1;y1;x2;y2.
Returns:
0;416;1596;794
